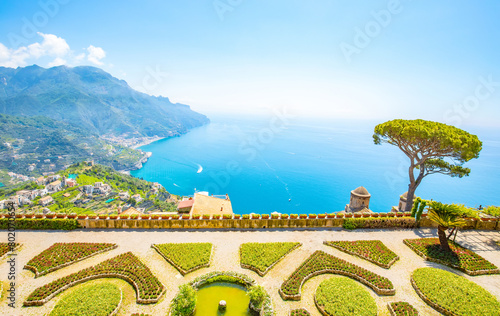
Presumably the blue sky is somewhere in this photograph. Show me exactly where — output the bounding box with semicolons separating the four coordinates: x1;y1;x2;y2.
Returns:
0;0;499;128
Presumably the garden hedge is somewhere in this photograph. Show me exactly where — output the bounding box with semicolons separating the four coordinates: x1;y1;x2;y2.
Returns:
0;218;80;230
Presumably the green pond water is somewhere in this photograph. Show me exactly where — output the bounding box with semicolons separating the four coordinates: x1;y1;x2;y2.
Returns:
195;283;252;316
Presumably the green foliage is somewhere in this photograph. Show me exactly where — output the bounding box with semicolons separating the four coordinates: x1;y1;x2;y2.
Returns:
25;242;116;277
483;205;500;217
324;240;399;268
427;201;467;229
404;238;499;275
247;285;266;309
240;242;300;275
412;268;500;316
315;277;377;316
153;243;212;275
280;250;394;299
388;302;418;316
416;200;427;221
343;217;416;230
170;284;196;316
411;197;421;217
0;218;80;230
49;282;121;316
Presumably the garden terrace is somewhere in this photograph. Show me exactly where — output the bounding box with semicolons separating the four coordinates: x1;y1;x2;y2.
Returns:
387;302;419;316
49;282;122;316
315;277;377;316
279;250;395;300
240;242;301;276
404;238;499;275
25;242;118;277
151;242;212;275
411;267;500;316
324;240;399;269
24;252;165;306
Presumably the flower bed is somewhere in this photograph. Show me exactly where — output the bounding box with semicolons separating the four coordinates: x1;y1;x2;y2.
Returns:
315;277;377;316
279;250;395;300
24;252;165;306
387;302;418;316
152;242;212;275
240;242;301;276
324;240;399;269
49;282;122;316
404;238;499;275
25;242;118;277
291;308;311;316
411;267;500;316
0;242;19;259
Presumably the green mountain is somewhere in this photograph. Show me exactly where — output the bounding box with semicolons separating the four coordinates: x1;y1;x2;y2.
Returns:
0;114;145;175
0;65;209;137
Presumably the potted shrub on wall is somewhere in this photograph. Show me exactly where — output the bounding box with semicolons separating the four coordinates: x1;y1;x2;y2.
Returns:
281;214;289;219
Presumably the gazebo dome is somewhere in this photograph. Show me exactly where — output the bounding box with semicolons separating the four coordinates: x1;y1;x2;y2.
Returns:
351;186;370;197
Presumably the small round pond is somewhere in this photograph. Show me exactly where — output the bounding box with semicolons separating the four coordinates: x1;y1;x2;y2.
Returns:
194;282;252;316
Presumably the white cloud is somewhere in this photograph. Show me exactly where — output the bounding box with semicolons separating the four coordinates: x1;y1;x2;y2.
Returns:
87;45;106;65
47;57;67;67
0;33;106;68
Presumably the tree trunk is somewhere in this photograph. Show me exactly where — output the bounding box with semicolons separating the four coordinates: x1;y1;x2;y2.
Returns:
404;184;417;213
437;225;451;252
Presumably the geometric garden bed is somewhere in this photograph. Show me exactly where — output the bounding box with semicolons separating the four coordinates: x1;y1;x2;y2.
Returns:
279;250;395;300
24;242;117;277
24;252;165;306
404;238;499;276
324;240;399;269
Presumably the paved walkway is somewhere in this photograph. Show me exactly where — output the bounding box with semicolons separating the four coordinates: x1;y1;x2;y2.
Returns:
0;228;499;316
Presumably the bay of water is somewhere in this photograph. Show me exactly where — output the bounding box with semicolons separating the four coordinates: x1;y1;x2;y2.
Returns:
131;116;500;214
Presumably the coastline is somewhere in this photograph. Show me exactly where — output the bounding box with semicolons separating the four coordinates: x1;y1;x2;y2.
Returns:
131;136;166;149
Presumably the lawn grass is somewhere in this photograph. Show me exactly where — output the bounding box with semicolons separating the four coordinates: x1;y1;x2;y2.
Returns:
49;282;121;316
324;240;399;268
152;242;212;275
412;267;500;316
404;238;499;275
315;277;377;316
240;242;301;276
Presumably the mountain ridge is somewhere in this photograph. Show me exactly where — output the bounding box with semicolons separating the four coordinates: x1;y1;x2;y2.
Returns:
0;64;209;137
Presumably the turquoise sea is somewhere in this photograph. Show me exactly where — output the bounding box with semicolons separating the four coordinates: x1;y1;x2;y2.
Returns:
131;116;500;214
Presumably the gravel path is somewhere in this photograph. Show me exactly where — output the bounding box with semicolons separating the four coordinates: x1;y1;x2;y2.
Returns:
0;228;498;316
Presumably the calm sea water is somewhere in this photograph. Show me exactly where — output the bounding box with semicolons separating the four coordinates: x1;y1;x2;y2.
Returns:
131;116;500;214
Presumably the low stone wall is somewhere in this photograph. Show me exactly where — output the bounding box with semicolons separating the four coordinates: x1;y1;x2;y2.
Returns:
73;217;499;230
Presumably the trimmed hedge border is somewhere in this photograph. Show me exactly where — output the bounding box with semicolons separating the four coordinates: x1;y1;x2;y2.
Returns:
0;218;80;230
240;242;301;276
404;238;499;276
323;240;399;269
24;252;165;306
25;243;118;278
151;243;212;275
279;251;395;301
387;302;419;316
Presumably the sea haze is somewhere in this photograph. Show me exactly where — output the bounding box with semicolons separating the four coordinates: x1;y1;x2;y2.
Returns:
131;116;500;214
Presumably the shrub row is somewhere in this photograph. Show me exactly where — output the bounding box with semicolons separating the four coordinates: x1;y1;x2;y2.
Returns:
343;217;416;230
152;242;212;275
279;250;395;300
411;267;500;316
324;240;399;269
240;242;301;276
0;218;81;230
404;238;499;275
25;242;117;277
24;252;165;306
387;302;419;316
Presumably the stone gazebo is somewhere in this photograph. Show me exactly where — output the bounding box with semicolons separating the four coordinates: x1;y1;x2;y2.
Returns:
345;186;372;213
397;191;415;212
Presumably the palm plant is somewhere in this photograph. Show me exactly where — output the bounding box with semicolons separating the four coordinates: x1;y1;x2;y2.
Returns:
427;201;466;252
